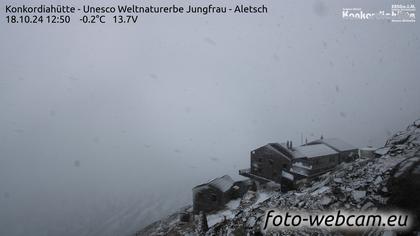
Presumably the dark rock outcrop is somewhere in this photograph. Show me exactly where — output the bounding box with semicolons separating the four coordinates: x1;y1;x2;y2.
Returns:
388;155;420;230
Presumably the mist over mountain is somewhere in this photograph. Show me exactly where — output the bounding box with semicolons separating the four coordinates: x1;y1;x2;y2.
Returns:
1;0;419;235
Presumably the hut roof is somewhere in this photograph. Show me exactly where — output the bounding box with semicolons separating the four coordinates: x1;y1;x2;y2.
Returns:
307;138;357;152
208;175;234;192
293;144;338;158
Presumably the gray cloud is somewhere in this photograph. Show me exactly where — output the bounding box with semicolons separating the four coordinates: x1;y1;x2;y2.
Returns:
0;0;419;235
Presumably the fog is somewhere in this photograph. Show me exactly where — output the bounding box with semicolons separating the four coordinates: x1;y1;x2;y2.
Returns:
0;0;419;235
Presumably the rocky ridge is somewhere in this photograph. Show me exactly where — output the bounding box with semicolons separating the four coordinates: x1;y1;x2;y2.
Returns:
136;119;420;236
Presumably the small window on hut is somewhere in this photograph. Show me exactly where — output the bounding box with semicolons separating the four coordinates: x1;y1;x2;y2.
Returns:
211;194;217;202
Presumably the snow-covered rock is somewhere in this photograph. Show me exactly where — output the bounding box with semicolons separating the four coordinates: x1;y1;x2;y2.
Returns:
136;119;420;235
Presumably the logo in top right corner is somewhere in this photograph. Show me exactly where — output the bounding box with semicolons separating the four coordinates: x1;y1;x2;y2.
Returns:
342;4;416;23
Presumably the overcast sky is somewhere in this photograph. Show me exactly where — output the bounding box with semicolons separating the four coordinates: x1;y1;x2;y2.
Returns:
0;0;419;235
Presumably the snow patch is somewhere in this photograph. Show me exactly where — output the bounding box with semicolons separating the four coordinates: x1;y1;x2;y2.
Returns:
206;199;240;227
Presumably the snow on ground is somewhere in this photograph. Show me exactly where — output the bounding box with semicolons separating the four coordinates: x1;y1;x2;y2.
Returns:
206;191;273;229
254;191;273;205
207;199;240;227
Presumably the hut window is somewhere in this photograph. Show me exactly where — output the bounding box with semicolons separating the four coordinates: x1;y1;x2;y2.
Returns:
211;194;217;202
268;159;274;165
